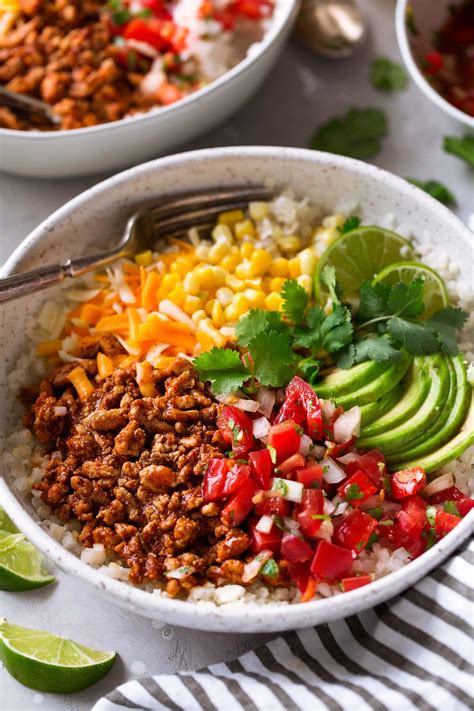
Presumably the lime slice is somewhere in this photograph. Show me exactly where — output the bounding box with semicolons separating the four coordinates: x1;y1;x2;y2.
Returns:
0;507;19;533
316;226;416;299
0;530;55;591
373;261;449;319
0;620;116;694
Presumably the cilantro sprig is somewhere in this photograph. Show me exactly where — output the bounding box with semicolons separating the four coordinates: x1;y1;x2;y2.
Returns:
443;134;474;167
407;178;456;206
370;58;408;91
311;108;388;159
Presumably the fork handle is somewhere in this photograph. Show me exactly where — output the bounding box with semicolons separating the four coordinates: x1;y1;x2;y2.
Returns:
0;249;126;304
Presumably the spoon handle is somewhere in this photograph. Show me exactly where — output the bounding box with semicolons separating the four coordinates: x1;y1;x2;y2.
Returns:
0;86;61;126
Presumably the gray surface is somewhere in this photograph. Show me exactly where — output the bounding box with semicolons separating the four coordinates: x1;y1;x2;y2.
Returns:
0;1;472;709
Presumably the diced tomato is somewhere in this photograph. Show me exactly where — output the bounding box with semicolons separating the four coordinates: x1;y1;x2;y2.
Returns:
222;463;251;497
334;509;378;552
221;478;257;526
337;470;377;507
139;0;172;18
327;437;356;459
296;462;324;489
234;0;272;20
217;405;254;457
285;377;323;440
249;449;273;490
267;420;301;462
424;51;443;75
123;18;170;51
429;486;474;517
311;540;354;580
274;393;306;426
345;449;385;485
249;518;282;555
287;560;311;594
382;523;426;559
295;489;325;539
395;495;427;538
157;82;183;105
279;453;306;474
255;496;292;518
435;510;461;538
281;533;313;563
391;467;426;499
202;458;228;502
341;574;374;592
214;9;236;29
300;575;317;602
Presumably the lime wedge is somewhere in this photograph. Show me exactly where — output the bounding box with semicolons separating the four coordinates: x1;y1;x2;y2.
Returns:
373;261;449;319
0;620;116;693
316;226;415;299
0;507;19;533
0;530;55;591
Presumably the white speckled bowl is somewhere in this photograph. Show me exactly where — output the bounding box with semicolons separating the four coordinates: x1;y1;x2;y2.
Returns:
1;147;472;633
0;0;298;179
396;0;474;129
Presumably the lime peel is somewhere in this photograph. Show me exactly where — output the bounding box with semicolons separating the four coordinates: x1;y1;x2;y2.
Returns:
0;530;55;592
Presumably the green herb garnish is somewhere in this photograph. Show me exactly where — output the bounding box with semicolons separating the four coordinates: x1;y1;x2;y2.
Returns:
370;58;408;91
340;215;361;234
407;179;456;206
260;558;279;578
345;484;364;501
273;479;289;497
311;108;388;159
443;135;474;167
443;501;461;517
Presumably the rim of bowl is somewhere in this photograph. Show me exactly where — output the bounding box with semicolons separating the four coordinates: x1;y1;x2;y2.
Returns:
395;0;474;129
1;146;473;631
0;0;298;142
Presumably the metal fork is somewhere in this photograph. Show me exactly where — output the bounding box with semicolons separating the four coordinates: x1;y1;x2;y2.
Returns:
0;186;273;304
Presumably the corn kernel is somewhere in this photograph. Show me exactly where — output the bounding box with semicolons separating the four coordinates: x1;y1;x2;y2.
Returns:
211;300;224;327
168;284;185;306
262;276;273;292
212;266;227;287
170;256;194;276
240;242;255;259
288;257;301;278
183;295;202;315
212;224;233;243
160;273;180;290
225;275;246;292
224;304;239;322
299;248;318;276
195;243;210;260
279;235;301;254
250;249;272;277
235;261;252;280
234;219;256;241
196;330;214;352
192;309;207;324
183;271;200;295
270;277;285;292
199;318;227;346
249;201;269;220
265;292;283;311
269;257;289;277
232;293;250;317
244;289;266;308
216;287;234;306
244;277;262;289
323;214;345;229
221;254;240;271
218;209;245;226
195;266;214;289
209;241;231;264
135;250;153;267
297;274;313;294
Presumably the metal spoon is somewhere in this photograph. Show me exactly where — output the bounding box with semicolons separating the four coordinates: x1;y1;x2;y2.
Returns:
295;0;368;58
0;86;61;127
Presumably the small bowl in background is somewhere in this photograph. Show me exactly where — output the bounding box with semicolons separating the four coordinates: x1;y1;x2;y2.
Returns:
396;0;474;129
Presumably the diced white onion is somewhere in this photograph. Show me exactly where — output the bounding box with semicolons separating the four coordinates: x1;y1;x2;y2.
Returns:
272;478;304;503
310;445;326;461
166;566;195;580
282;517;301;536
423;472;455;497
242;550;273;583
315;518;334;541
322;399;336;420
159;300;196;331
107;266;136;304
65;288;101;302
115;335;142;356
333;406;361;443
252;416;271;439
232;398;260;413
58;350;80;363
256;387;275;418
337;452;360;465
145;343;169;364
256;515;274;534
323;498;336;516
322;457;346;484
333;502;349;516
299;434;313;457
53;406;67;416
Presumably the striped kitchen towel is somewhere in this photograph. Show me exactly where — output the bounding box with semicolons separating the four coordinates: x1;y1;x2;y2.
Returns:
94;538;473;711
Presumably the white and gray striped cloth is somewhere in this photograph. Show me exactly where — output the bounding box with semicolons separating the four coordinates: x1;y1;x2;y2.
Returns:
94;538;473;711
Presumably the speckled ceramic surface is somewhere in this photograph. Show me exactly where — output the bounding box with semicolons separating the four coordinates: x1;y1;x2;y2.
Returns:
0;0;298;179
1;147;472;633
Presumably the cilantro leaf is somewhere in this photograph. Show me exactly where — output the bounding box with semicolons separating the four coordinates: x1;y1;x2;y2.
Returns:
353;336;402;363
387;318;439;354
260;558;279;578
358;281;390;321
443;501;461;517
387;278;425;319
248;331;297;387
281;279;308;325
320;265;340;305
194;347;249;395
311;108;388;159
370;58;408;91
297;356;321;384
235;309;288;347
341;215;361;234
320;305;353;352
407;178;456;206
337;344;356;369
427;306;467;356
443;134;474;167
345;484;364;501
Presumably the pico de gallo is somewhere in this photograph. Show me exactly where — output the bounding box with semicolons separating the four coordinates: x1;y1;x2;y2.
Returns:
204;376;474;600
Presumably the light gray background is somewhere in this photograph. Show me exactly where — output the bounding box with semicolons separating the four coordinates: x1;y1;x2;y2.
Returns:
1;1;472;709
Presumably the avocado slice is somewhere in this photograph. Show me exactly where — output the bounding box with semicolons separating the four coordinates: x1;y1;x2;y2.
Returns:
360;357;431;438
315;360;390;399
359;384;403;426
335;355;412;409
389;355;472;464
357;354;450;454
388;388;474;474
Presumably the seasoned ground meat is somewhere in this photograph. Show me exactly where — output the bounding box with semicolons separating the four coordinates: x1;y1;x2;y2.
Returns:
30;356;257;595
